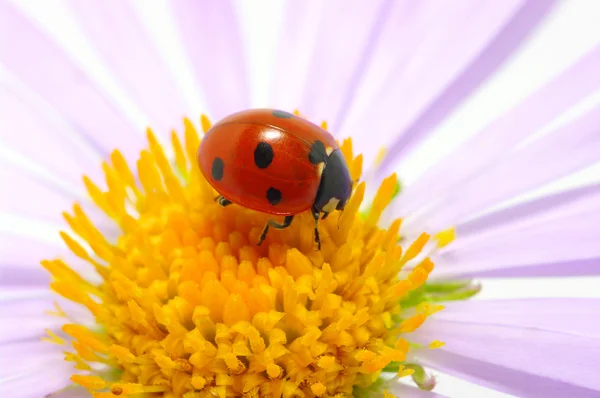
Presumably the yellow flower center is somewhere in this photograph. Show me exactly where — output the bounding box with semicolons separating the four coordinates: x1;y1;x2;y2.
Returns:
43;114;440;398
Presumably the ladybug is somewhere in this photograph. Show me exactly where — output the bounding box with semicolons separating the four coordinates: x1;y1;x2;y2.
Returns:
197;108;353;249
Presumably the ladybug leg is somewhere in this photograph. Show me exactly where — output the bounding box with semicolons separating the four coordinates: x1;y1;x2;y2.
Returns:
311;208;321;250
321;212;329;220
257;215;295;246
215;195;233;207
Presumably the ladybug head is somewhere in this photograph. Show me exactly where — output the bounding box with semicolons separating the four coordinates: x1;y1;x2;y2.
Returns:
313;149;353;215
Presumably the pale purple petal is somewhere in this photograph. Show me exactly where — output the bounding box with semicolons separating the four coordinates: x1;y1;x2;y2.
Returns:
47;386;90;398
0;299;61;343
0;2;143;162
0;234;101;286
344;0;553;167
456;183;600;237
171;0;248;119
427;106;600;228
67;1;188;136
420;351;599;398
408;182;600;278
415;299;600;397
0;340;65;378
0;341;73;397
432;213;600;278
463;257;600;278
0;168;79;224
449;188;600;252
392;43;600;217
268;1;327;113
0;265;50;287
387;383;449;398
0;236;62;267
0;89;103;185
291;0;392;126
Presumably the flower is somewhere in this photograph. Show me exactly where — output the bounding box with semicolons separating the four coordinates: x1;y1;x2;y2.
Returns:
43;119;441;397
1;1;600;398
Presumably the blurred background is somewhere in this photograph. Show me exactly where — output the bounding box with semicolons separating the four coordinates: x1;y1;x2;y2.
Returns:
1;1;600;396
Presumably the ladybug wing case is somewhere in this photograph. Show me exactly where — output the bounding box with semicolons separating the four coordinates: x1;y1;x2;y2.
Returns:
198;118;323;216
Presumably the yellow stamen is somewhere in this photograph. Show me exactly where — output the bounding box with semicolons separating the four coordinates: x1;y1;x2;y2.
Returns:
429;340;446;349
435;227;456;248
42;329;65;345
375;147;387;166
200;114;212;133
44;114;440;397
398;365;415;378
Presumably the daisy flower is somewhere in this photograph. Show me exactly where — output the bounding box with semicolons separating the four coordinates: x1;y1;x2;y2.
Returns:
1;1;600;397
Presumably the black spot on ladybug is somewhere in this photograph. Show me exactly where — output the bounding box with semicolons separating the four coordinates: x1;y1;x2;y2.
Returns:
272;110;294;119
254;142;274;169
211;157;224;181
266;187;282;205
308;140;327;165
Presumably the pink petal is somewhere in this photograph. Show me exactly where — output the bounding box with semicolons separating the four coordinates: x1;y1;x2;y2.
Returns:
347;0;553;167
0;2;144;163
171;0;249;119
415;298;600;397
392;43;600;217
67;1;188;136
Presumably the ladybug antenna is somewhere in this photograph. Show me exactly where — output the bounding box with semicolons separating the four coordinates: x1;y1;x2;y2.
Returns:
337;209;344;231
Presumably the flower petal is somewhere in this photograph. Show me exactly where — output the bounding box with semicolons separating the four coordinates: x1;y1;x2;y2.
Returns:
67;1;188;135
0;341;73;397
430;180;600;277
47;385;90;398
0;264;49;287
171;0;249;119
0;89;103;186
464;257;600;278
433;227;600;278
387;382;449;397
427;106;600;228
350;0;554;167
392;43;600;218
0;298;61;344
456;183;600;237
283;0;392;126
0;169;77;224
0;233;101;288
416;298;600;397
0;2;143;161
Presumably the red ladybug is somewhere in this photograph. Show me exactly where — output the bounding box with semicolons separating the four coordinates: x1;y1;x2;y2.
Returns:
197;108;353;249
